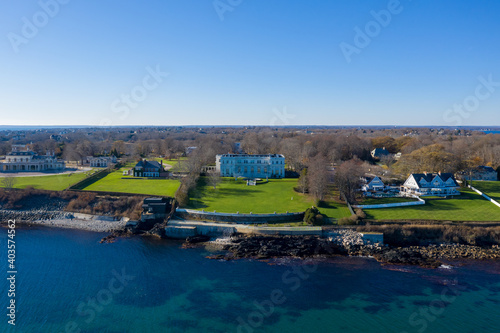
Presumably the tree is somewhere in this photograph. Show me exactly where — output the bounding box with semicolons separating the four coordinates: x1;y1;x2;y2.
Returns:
334;159;364;203
371;136;397;153
307;156;329;201
392;144;456;176
297;168;308;194
208;170;221;189
1;176;16;189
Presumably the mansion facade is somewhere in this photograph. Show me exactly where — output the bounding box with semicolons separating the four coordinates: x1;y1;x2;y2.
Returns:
86;156;117;168
216;154;285;179
1;145;64;172
401;172;460;197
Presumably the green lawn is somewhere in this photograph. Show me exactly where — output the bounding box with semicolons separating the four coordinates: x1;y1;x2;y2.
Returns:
0;172;90;191
470;180;500;202
360;197;419;205
364;189;500;221
151;157;186;171
82;166;180;197
186;177;351;219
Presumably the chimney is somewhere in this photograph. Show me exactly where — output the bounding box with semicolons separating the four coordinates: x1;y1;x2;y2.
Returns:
161;160;163;170
424;171;427;176
438;171;441;176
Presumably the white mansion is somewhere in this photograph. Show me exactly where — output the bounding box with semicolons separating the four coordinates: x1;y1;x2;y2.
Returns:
401;172;460;197
1;145;64;172
216;154;285;179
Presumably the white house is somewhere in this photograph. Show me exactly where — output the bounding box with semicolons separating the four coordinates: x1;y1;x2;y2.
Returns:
86;156;116;168
0;145;64;172
361;176;385;192
216;154;285;179
361;176;399;197
401;172;460;197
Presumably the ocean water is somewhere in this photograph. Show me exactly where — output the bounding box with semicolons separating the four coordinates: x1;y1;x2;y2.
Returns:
1;226;499;333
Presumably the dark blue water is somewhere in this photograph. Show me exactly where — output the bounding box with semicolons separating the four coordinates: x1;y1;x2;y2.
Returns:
1;226;499;333
483;131;500;134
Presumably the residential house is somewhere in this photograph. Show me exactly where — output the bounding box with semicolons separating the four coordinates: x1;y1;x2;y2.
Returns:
86;156;117;168
361;176;399;197
133;159;169;178
216;154;285;179
457;166;497;181
371;147;391;160
361;176;385;193
401;172;460;197
0;145;64;172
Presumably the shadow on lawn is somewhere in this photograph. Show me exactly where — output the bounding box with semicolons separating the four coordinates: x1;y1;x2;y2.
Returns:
318;201;337;210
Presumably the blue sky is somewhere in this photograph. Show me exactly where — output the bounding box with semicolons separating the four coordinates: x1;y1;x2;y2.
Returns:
1;0;499;126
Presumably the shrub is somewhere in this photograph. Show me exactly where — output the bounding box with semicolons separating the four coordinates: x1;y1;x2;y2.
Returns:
355;208;366;219
312;214;324;226
304;206;321;224
338;214;360;226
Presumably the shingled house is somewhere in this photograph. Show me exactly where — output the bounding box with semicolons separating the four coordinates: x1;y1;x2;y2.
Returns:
456;166;498;181
401;172;460;197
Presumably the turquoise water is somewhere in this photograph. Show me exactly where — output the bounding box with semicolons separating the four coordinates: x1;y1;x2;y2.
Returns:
1;226;499;333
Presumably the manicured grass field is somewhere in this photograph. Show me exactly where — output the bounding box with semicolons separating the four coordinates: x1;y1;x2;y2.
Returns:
360;197;419;205
470;180;500;202
186;177;351;219
83;167;181;197
0;172;90;191
151;157;186;171
364;189;500;221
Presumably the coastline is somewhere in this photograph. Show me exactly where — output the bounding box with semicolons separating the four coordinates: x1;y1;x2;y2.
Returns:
0;213;127;233
198;234;500;268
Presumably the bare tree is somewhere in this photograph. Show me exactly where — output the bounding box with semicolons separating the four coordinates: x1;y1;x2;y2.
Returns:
297;168;308;194
307;156;329;201
208;170;221;189
1;176;17;189
334;159;365;203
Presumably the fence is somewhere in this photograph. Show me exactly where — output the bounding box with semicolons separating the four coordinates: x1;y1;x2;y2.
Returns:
353;196;425;209
468;185;500;208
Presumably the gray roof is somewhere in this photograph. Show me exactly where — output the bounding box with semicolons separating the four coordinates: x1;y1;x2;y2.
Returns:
411;173;458;187
478;165;496;173
371;148;390;157
135;160;162;170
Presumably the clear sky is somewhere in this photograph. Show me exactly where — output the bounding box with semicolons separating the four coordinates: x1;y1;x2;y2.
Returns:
1;0;499;127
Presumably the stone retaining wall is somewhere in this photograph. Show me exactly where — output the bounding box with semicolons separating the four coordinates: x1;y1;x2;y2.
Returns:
175;208;304;224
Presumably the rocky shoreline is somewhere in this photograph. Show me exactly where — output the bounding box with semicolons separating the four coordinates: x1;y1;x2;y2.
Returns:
200;235;500;268
0;210;127;233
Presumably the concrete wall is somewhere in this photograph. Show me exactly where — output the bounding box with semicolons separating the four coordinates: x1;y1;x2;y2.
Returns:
175;208;304;224
165;226;197;238
166;220;321;238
